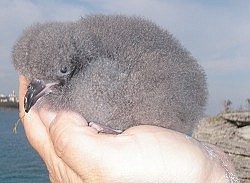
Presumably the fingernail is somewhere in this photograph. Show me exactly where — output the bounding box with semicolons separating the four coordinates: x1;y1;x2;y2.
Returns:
38;108;57;128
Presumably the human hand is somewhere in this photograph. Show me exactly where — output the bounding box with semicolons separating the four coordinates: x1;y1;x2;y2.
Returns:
18;75;238;183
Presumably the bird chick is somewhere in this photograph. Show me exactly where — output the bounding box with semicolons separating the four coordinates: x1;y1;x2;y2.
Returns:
12;15;208;134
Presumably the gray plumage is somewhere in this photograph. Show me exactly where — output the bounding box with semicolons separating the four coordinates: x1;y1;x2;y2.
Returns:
12;14;207;134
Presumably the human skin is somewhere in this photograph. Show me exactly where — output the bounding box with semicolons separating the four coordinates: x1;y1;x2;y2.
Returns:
18;75;237;183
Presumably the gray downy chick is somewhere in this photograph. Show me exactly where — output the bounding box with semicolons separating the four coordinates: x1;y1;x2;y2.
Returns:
12;15;208;134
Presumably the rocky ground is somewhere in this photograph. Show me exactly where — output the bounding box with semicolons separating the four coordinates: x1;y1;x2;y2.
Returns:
192;112;250;183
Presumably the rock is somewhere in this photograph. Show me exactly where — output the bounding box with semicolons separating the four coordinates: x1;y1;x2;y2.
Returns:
237;126;250;140
192;114;250;183
222;112;250;127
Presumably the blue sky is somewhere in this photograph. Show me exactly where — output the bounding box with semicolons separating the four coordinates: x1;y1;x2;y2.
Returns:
0;0;249;115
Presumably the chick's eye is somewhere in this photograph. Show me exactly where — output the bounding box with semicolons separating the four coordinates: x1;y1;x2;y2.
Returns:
60;66;68;74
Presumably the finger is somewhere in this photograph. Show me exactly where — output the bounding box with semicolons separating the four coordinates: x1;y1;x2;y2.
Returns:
18;75;53;160
200;142;239;182
48;115;201;183
48;111;96;158
38;107;57;128
48;112;165;180
48;111;125;180
18;75;92;182
18;75;28;118
47;112;174;181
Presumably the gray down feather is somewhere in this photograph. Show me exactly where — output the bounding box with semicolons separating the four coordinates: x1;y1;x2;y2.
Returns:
12;14;208;133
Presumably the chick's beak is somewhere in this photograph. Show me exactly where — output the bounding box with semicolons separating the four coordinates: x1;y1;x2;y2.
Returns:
24;79;59;113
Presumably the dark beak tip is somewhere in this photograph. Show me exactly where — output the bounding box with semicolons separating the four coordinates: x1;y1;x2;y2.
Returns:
24;108;29;113
24;79;46;113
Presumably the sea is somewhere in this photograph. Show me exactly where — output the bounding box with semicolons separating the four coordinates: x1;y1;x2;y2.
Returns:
0;108;49;183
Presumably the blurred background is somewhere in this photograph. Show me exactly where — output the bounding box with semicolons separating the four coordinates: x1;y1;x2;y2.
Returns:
0;0;249;182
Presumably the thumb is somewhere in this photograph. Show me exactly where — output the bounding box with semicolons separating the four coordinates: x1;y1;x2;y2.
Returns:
40;110;114;180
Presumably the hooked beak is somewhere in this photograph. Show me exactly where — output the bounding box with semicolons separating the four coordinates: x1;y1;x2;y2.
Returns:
24;79;59;113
